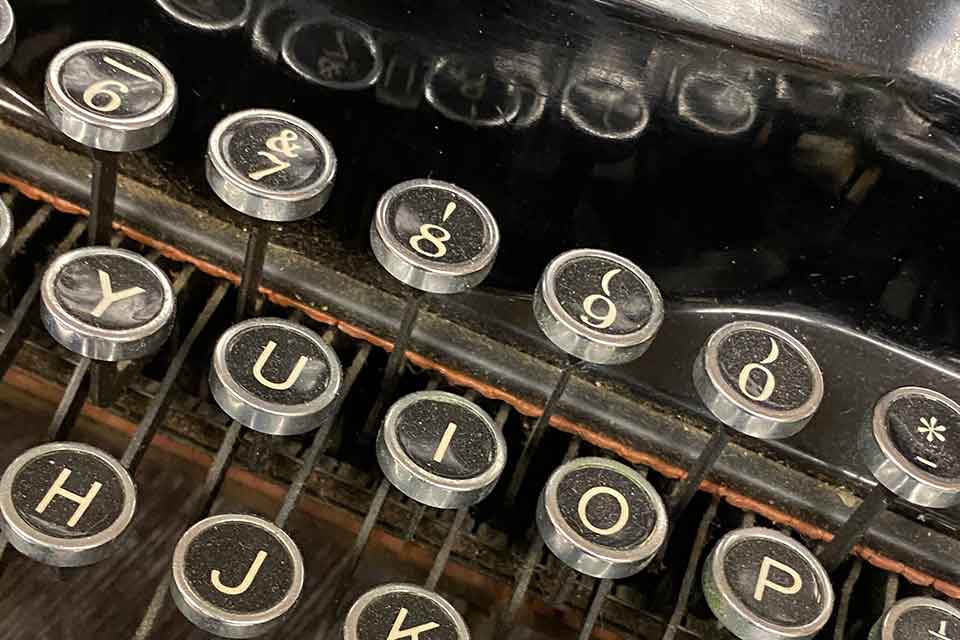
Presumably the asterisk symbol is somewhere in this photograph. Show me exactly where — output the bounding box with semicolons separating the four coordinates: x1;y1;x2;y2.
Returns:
918;416;947;443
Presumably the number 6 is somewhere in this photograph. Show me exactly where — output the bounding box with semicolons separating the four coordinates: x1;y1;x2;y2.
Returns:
83;79;129;113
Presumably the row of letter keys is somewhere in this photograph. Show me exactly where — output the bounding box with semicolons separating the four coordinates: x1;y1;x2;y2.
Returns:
0;25;956;640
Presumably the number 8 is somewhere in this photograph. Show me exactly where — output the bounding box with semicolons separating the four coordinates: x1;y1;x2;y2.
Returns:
580;268;620;329
83;79;129;112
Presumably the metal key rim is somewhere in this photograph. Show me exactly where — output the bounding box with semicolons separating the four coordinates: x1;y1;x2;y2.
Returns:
704;527;833;640
342;583;470;640
206;108;337;218
40;246;176;348
0;442;136;563
872;596;960;640
210;318;343;428
865;386;960;504
45;40;177;147
539;457;667;573
539;248;664;351
378;390;507;508
170;513;305;633
699;320;824;428
372;178;500;290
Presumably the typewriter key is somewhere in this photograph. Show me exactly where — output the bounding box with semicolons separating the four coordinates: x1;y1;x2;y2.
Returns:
371;178;499;294
210;318;343;436
40;247;175;362
0;0;15;68
819;387;960;571
703;528;834;640
0;194;12;266
377;390;507;509
45;40;177;152
45;40;178;245
862;386;960;508
0;442;136;566
207;109;336;319
537;457;667;579
170;514;304;638
695;321;824;440
533;248;664;365
668;321;823;523
342;583;470;640
869;597;960;640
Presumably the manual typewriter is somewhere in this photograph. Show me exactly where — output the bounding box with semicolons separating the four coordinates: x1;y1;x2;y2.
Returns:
0;0;959;638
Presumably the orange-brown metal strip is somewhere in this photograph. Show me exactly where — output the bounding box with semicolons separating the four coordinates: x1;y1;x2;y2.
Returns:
5;173;959;600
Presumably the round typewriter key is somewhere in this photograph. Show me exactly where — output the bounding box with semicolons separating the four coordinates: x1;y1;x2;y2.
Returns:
282;17;382;90
862;386;960;508
342;583;470;640
207;109;336;318
45;40;177;152
703;527;834;640
207;109;336;222
377;390;507;509
156;0;251;31
210;318;343;436
869;597;960;640
537;457;667;579
534;248;663;365
371;179;499;294
0;442;136;567
694;321;824;440
0;0;15;68
40;246;175;362
170;514;304;638
0;194;13;265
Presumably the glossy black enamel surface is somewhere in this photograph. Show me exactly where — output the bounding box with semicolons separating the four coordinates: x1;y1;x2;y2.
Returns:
5;0;960;357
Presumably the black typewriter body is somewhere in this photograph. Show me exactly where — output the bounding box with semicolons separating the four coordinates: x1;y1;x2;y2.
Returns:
0;0;958;638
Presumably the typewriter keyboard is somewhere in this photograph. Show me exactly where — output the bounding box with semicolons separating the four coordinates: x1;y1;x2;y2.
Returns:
0;6;958;640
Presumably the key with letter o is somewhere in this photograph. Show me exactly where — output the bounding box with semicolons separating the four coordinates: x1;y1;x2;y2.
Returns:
209;318;343;436
371;178;500;294
377;390;507;508
703;527;834;640
694;320;824;439
0;442;136;566
533;248;664;365
45;40;177;152
342;583;470;640
861;386;960;508
869;597;960;640
40;247;176;361
170;514;304;638
536;457;668;579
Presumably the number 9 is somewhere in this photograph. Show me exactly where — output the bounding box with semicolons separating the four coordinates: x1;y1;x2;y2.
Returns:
83;80;129;113
580;293;617;329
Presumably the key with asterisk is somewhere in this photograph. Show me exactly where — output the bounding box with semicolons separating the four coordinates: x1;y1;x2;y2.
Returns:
919;416;948;443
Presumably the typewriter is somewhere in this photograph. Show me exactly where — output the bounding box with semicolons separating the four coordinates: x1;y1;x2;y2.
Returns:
0;0;958;638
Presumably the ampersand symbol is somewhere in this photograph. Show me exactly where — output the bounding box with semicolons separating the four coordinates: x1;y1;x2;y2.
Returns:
266;129;301;159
